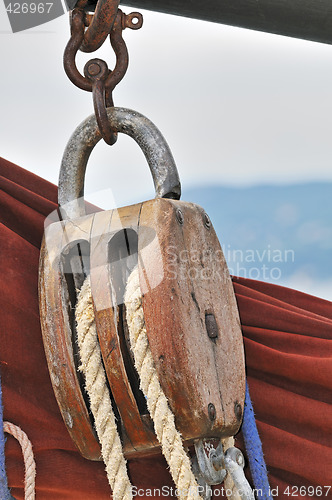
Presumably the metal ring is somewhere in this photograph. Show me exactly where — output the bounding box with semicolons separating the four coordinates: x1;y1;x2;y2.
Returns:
80;0;120;53
64;9;93;92
92;81;118;145
58;108;181;220
105;10;129;94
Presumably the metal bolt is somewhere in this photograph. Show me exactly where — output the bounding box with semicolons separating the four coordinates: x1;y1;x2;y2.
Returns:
176;208;184;225
87;62;101;76
236;453;244;466
203;213;211;229
84;59;108;81
208;403;216;421
211;452;222;472
234;402;242;421
205;313;218;339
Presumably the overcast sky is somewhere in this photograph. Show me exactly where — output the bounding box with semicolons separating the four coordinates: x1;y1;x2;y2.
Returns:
1;3;332;208
1;5;332;302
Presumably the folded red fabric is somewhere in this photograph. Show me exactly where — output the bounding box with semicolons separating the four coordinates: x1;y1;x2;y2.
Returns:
1;157;331;499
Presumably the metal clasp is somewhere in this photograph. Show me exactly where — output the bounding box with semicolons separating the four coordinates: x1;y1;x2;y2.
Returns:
192;439;255;500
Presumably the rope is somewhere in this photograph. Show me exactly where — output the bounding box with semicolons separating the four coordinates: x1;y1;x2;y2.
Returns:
242;382;272;500
3;422;36;500
77;272;200;499
76;269;267;500
0;376;12;500
124;267;201;500
75;277;132;500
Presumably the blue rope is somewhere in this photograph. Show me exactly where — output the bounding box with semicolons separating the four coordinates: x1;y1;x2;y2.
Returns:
242;381;272;500
0;375;13;500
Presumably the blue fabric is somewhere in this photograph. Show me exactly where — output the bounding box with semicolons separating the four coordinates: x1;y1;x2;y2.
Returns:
0;375;13;500
242;381;272;500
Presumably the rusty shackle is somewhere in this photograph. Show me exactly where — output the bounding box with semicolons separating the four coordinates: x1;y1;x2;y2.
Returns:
64;5;143;145
73;0;142;53
75;0;119;52
58;108;181;220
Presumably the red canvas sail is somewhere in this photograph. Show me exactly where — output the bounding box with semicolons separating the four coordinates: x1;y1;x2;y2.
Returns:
1;157;331;499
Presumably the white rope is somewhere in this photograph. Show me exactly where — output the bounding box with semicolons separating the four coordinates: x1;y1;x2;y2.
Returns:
3;421;36;500
75;277;132;500
124;267;201;500
76;269;240;500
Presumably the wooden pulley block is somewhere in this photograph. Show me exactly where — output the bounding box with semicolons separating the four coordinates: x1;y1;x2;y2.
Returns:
39;108;245;462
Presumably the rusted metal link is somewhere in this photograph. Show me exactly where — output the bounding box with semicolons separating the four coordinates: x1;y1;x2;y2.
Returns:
80;0;120;53
64;8;142;93
83;58;117;144
105;10;129;103
69;0;142;53
84;58;118;145
82;8;131;144
92;80;118;145
64;9;92;92
64;7;143;144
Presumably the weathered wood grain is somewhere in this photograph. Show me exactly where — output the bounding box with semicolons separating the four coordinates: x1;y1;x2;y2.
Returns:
90;205;158;454
138;199;245;442
39;215;101;460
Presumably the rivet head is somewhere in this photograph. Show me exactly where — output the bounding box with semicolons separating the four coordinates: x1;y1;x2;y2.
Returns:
208;403;216;421
234;402;242;421
203;213;211;229
236;453;244;466
176;208;184;225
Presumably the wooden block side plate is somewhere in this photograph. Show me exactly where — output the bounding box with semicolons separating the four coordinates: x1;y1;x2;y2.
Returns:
138;198;245;441
39;214;102;460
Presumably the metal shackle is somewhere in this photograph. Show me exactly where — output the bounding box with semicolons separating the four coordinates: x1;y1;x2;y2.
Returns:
58;107;181;220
